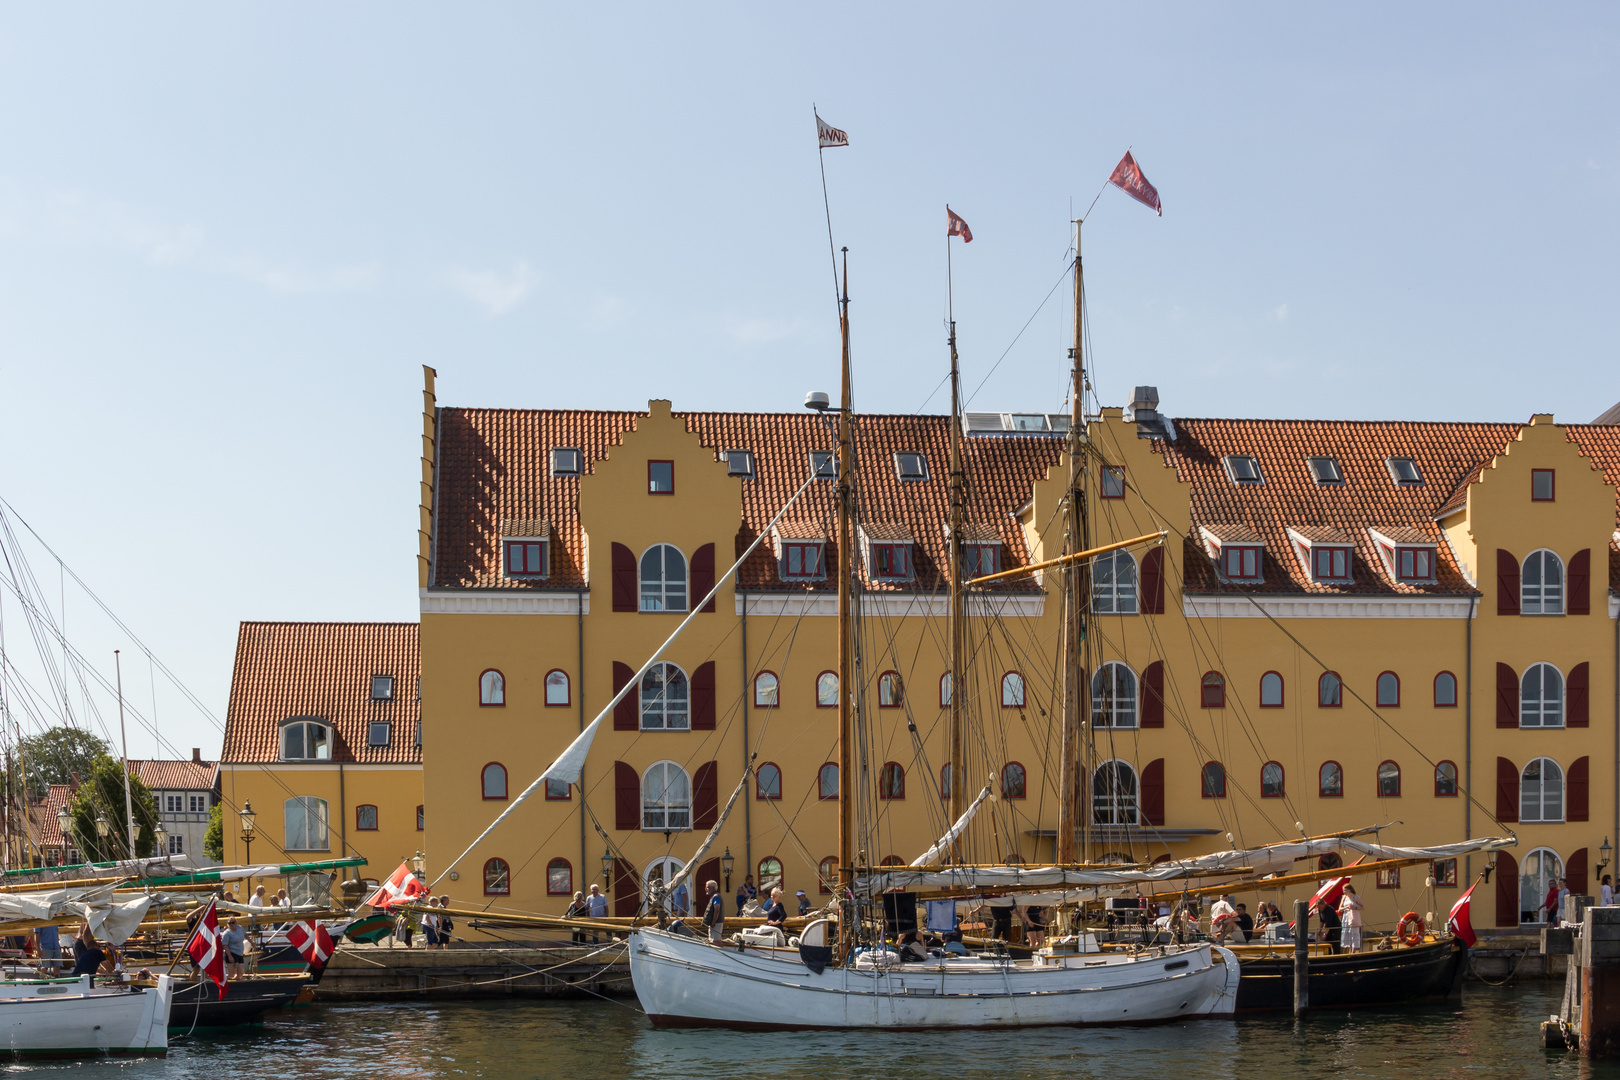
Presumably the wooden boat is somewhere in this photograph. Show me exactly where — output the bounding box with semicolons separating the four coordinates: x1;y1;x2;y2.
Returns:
0;975;172;1058
158;973;310;1029
1230;936;1466;1012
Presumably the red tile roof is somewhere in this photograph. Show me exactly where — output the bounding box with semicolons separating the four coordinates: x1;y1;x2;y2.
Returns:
30;784;74;848
127;759;219;792
223;622;420;765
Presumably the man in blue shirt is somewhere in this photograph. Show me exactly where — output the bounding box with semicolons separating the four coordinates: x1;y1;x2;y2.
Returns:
702;880;726;945
34;925;61;972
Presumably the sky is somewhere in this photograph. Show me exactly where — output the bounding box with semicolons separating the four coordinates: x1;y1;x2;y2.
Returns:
0;4;1616;762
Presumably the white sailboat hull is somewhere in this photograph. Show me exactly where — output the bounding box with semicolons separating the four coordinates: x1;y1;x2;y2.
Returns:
0;976;173;1058
629;929;1239;1030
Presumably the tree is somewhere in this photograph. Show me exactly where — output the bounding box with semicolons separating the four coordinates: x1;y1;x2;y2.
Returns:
67;755;161;861
204;802;224;861
19;727;115;787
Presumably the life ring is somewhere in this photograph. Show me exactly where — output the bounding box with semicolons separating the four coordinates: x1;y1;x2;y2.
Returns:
1397;911;1425;946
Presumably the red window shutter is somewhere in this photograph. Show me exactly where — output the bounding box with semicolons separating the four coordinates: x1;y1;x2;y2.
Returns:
613;858;640;917
1140;547;1165;615
1140;759;1165;826
1569;662;1590;727
691;543;716;613
612;543;637;612
1568;756;1590;822
1494;850;1519;927
1567;848;1590;898
1496;550;1519;616
695;857;721;896
693;761;719;828
1495;756;1519;823
692;661;716;730
1495;663;1518;728
613;662;638;730
614;761;640;830
1570;549;1591;615
1140;661;1165;728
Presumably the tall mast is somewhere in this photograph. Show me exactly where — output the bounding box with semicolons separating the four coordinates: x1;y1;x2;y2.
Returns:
947;317;967;840
115;650;138;862
836;248;857;894
1057;221;1089;866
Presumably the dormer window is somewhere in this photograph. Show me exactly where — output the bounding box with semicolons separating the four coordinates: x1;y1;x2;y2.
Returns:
1396;547;1434;581
503;538;549;578
861;524;915;582
1310;547;1352;581
280;718;332;761
810;451;836;479
370;675;394;701
783;543;822;578
1223;455;1262;485
1221;546;1262;580
895;452;929;482
1369;528;1439;584
1201;526;1265;583
725;449;755;478
1307;457;1343;485
1288;527;1353;583
963;543;999;578
1386;457;1423;485
551;448;582;476
772;522;826;582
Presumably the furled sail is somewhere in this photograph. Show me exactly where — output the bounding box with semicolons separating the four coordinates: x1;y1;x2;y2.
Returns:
911;784;993;867
658;766;753;907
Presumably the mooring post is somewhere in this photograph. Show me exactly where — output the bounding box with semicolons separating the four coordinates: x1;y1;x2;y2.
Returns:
1582;907;1620;1057
1293;898;1309;1019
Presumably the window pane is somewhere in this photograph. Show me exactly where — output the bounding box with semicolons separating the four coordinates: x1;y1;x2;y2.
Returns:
357;805;378;830
819;764;839;799
545;779;570;799
545;671;568;706
1435;673;1457;706
1101;467;1125;498
1320;762;1342;796
1260;672;1283;707
548;860;572;896
1377;673;1399;707
817;672;838;707
483;764;507;799
1202;762;1225;797
755;672;778;707
1002;672;1025;707
1002;763;1026;798
758;764;781;799
649;461;674;492
1436;762;1457;795
1378;762;1400;795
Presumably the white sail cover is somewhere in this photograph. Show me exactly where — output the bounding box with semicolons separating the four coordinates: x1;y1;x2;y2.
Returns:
0;885;157;945
857;833;1517;896
660;768;751;905
911;785;993;867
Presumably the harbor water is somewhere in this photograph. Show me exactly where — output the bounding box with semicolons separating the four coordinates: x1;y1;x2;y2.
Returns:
8;984;1612;1080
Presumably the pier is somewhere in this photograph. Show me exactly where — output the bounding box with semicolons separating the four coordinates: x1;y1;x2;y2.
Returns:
312;941;633;1001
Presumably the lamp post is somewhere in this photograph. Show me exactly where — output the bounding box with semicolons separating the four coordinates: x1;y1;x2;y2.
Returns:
601;848;614;891
94;811;110;861
239;801;257;888
153;822;169;858
55;806;72;863
1601;837;1613;873
721;847;735;893
411;850;425;881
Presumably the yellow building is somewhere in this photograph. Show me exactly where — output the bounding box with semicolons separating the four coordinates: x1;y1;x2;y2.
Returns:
220;621;423;893
415;363;1620;934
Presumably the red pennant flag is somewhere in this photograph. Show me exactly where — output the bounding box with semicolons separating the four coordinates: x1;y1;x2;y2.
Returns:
816;113;848;149
287;920;337;971
947;207;973;243
1448;881;1479;947
186;897;228;996
1108;150;1162;216
1290;857;1365;929
365;862;429;911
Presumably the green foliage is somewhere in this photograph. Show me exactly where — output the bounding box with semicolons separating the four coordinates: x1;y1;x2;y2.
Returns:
67;755;162;861
204;802;224;861
19;727;115;787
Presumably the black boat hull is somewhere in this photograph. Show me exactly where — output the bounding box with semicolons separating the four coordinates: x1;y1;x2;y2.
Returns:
164;975;310;1028
1234;937;1467;1012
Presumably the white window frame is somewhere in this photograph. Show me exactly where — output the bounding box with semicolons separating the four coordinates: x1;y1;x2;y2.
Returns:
640;662;691;731
639;543;689;612
724;449;755;477
279;719;332;762
1520;847;1564;925
1521;662;1565;729
284;796;330;852
1092;550;1139;615
642;761;692;831
1223;455;1263;484
1521;758;1565;824
1090;663;1138;729
1091;760;1139;826
1522;549;1565;615
550;448;582;476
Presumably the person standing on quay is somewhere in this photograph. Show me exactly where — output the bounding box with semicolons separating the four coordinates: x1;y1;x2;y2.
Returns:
1337;884;1364;952
587;883;609;944
1602;875;1614;906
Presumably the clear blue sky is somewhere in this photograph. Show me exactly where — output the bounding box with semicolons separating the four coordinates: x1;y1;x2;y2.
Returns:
0;4;1615;760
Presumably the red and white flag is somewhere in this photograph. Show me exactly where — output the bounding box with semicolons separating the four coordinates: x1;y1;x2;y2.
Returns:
1448;881;1479;947
1108;150;1162;216
365;862;429;911
186;897;228;996
816;113;849;149
947;207;973;243
1290;858;1364;929
287;920;337;971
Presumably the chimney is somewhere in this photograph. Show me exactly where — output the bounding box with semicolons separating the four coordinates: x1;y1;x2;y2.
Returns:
1125;386;1176;441
192;747;202;764
69;771;79;793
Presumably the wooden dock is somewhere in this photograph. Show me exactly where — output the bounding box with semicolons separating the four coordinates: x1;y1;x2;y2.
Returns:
313;939;634;1001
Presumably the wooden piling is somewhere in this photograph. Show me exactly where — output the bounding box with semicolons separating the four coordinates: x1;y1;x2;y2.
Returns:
1582;907;1620;1058
1293;898;1308;1019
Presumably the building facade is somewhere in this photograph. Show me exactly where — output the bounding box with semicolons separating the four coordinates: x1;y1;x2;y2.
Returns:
129;754;221;866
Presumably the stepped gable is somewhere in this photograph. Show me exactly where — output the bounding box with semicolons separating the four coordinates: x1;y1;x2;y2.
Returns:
223;622;420;765
1159;419;1521;596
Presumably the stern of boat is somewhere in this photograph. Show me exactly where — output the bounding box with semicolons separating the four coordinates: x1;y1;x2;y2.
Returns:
137;976;173;1053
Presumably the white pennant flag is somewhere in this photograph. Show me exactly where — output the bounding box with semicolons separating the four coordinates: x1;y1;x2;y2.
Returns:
816;113;849;149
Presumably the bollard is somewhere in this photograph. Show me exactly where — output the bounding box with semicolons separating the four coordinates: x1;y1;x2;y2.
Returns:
1294;899;1309;1019
1581;907;1620;1057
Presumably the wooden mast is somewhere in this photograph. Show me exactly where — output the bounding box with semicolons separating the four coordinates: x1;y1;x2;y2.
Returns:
1057;220;1088;866
836;247;857;897
946;244;967;845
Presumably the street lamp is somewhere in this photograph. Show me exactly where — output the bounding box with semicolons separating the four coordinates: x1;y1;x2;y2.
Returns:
601;847;614;891
720;847;735;892
153;822;169;857
239;800;257;869
410;851;425;876
1601;837;1613;872
55;807;72;861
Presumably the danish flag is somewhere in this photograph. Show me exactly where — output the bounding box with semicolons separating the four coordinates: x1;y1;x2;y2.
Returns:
186;897;228;995
364;862;429;911
287;921;337;971
1448;881;1479;947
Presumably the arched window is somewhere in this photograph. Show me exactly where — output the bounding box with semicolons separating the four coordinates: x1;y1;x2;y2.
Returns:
1091;663;1138;729
1318;672;1342;707
640;662;690;730
818;856;838;894
1522;549;1565;614
878;671;904;708
879;762;906;799
1261;761;1285;798
1259;671;1284;708
1319;853;1342;872
1520;848;1564;924
756;762;782;800
640;543;688;612
545;670;570;707
1200;671;1226;708
1002;762;1027;799
1092;761;1139;825
816;671;839;707
1319;761;1343;797
544;778;570;800
939;673;952;707
1092;551;1139;615
1434;671;1458;708
546;858;572;896
939;762;951;801
1001;672;1025;708
642;761;692;830
880;855;904;867
1376;672;1400;707
817;763;839;800
1377;760;1401;796
355;804;378;831
753;671;779;708
1522;663;1565;728
482;762;508;800
1522;758;1565;823
279;718;332;762
757;857;783;890
1202;761;1226;798
483;857;510;896
1435;761;1458;796
480;669;506;706
284;796;329;851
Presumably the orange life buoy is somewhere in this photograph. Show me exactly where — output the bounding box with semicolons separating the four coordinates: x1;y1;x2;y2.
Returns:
1397;911;1425;946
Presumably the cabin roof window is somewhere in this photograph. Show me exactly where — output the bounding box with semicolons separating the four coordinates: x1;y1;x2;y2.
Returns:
551;448;582;476
370;675;394;701
1386;457;1423;485
1223;455;1263;485
725;449;755;478
810;451;836;479
894;452;929;482
1307;456;1343;485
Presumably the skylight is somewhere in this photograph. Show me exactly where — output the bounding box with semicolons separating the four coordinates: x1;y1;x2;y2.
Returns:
1386;457;1423;485
1223;455;1263;485
895;452;929;482
1307;456;1343;485
810;451;836;479
725;449;755;478
551;448;582;476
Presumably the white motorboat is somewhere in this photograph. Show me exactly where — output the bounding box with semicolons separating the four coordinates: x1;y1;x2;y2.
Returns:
0;975;173;1058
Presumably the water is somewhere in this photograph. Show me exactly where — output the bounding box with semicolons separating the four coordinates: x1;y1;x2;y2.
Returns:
9;985;1616;1080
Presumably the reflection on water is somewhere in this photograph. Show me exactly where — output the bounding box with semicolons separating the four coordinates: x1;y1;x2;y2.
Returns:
4;983;1610;1080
